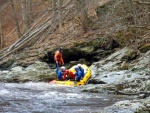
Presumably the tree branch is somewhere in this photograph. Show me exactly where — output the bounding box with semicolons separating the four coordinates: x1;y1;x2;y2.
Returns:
133;0;150;5
128;25;150;30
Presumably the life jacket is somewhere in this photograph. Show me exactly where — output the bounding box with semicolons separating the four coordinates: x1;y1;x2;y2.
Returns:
78;67;84;78
57;70;66;80
54;51;64;64
64;69;75;79
75;67;84;78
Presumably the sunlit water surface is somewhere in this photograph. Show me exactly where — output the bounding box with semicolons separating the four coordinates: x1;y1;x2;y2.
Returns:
0;82;129;113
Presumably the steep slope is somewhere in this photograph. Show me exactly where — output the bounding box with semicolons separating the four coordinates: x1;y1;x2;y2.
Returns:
0;0;111;67
0;0;149;68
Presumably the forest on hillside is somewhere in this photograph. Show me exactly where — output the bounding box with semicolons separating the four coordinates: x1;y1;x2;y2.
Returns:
0;0;149;66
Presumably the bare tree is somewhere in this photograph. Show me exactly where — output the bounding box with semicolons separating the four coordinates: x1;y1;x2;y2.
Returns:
0;16;4;49
52;0;57;16
10;0;22;38
21;0;31;33
101;0;150;47
58;0;63;29
74;0;89;32
26;0;32;24
52;0;63;29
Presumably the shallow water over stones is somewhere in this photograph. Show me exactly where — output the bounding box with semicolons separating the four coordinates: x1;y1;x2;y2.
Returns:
0;82;133;113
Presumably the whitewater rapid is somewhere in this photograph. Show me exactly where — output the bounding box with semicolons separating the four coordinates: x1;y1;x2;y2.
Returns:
0;82;127;113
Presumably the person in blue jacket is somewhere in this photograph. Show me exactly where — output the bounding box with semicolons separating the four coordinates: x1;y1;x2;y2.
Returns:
57;66;66;80
74;64;84;81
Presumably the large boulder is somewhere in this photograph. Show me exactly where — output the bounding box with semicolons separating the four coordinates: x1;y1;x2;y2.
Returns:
103;100;144;113
131;50;150;71
90;47;150;85
145;80;150;91
0;61;56;82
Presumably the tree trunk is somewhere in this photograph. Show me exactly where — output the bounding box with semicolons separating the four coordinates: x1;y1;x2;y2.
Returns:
0;17;4;49
74;0;89;32
21;0;31;33
52;0;57;16
21;0;26;33
26;0;31;31
10;0;22;38
58;0;63;29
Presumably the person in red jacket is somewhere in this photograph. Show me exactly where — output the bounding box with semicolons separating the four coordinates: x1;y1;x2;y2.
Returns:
54;47;64;65
54;47;64;74
64;69;75;80
57;66;75;80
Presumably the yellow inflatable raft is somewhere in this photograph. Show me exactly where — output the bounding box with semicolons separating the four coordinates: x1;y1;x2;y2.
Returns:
50;64;92;86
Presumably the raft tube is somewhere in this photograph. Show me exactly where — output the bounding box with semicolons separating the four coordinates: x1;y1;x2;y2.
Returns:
49;64;91;86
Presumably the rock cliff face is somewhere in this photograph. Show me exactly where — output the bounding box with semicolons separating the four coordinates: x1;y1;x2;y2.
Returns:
88;48;150;113
90;47;150;85
0;37;120;69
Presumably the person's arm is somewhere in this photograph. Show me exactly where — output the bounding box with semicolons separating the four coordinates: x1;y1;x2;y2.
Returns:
54;52;59;63
62;59;64;64
81;68;84;78
60;54;64;64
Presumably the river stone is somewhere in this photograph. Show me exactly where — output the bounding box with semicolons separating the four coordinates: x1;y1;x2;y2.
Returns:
10;66;24;72
139;43;150;53
26;61;50;71
143;96;150;108
145;80;150;91
103;100;144;113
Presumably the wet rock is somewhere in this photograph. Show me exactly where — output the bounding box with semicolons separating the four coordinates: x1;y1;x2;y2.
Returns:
90;47;150;86
139;43;150;53
82;84;106;93
88;79;106;84
103;100;144;113
10;66;24;72
146;80;150;91
0;61;56;82
0;58;16;69
121;49;138;61
119;61;129;70
131;50;150;71
143;97;150;110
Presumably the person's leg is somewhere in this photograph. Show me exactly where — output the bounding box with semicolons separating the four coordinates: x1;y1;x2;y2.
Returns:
76;71;82;81
70;73;75;80
63;74;67;80
55;62;59;75
57;71;62;80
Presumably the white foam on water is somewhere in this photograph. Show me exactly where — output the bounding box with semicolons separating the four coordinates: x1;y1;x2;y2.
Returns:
4;82;68;91
0;89;9;96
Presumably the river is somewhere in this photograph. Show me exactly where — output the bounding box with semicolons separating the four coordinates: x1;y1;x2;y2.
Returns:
0;82;132;113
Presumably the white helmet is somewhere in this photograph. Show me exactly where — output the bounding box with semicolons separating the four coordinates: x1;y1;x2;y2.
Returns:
77;64;82;67
60;66;66;70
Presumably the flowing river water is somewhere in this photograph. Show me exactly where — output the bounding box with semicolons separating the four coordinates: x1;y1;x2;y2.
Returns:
0;82;133;113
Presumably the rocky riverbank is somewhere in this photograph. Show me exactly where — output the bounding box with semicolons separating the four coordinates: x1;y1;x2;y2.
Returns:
86;47;150;113
0;46;150;112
